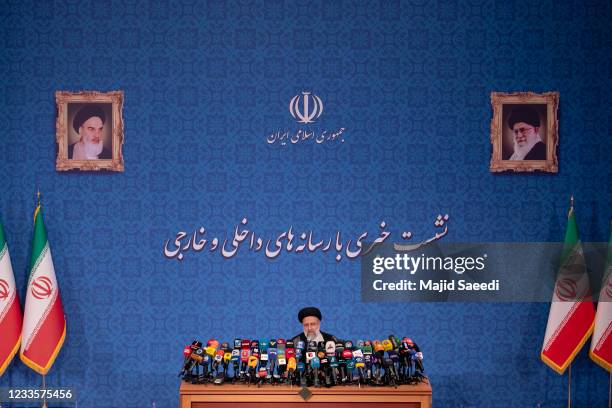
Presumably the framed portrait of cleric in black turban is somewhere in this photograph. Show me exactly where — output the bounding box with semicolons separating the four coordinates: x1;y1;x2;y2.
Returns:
489;92;559;173
55;90;124;172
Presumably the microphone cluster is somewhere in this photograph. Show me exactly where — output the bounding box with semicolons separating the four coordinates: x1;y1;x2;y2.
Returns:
179;335;427;387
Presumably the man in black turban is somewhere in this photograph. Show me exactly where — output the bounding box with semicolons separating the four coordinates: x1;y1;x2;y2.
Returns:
507;105;546;160
291;307;338;344
69;105;112;160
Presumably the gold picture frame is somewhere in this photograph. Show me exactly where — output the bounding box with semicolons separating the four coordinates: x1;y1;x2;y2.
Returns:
56;90;124;172
489;91;559;173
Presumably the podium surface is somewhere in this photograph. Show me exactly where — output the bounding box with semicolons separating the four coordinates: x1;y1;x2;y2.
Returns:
179;382;432;408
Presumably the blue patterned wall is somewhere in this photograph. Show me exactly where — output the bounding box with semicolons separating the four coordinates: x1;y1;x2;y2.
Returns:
1;1;611;407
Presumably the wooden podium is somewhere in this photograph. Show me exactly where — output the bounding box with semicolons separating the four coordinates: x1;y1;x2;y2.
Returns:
179;382;432;408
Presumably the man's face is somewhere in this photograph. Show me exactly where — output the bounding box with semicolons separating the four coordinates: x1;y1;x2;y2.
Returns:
302;316;321;338
79;116;104;145
512;121;538;147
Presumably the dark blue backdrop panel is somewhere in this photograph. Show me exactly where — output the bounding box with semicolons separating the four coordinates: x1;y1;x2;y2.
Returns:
1;0;611;407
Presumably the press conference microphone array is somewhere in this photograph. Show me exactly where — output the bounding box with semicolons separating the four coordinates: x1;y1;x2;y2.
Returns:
179;334;427;386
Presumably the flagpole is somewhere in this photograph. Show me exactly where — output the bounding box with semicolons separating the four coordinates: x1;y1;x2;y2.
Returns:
567;363;571;408
42;374;47;408
608;371;610;408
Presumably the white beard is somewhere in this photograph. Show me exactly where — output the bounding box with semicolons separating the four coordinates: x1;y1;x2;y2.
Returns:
305;330;324;342
509;133;542;160
73;140;104;160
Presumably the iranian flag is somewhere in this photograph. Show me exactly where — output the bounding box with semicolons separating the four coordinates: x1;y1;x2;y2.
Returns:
19;204;66;375
0;221;22;376
589;226;612;372
541;204;596;374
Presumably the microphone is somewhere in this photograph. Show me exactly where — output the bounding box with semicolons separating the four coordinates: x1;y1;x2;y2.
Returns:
287;357;296;385
276;350;286;382
247;355;259;383
214;352;232;385
399;340;411;382
364;353;373;383
266;339;277;382
382;339;393;352
206;339;219;377
335;342;346;383
355;356;365;384
388;349;400;374
341;349;353;383
240;339;251;380
324;341;337;385
249;339;260;383
250;340;260;358
268;344;278;382
297;361;306;387
192;346;206;383
183;344;193;364
414;351;425;373
329;355;339;385
319;355;331;387
311;356;320;387
306;340;316;382
277;338;286;353
363;341;373;379
352;346;364;384
230;349;240;381
259;339;269;370
325;341;336;356
257;341;269;386
296;341;305;363
258;366;268;385
373;340;385;384
179;344;195;378
407;348;417;380
383;357;398;386
346;357;355;383
408;339;421;353
213;349;225;374
388;335;400;350
305;349;316;384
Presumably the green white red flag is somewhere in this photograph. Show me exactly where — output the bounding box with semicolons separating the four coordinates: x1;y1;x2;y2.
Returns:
19;204;66;374
541;204;596;374
0;221;22;376
589;225;612;372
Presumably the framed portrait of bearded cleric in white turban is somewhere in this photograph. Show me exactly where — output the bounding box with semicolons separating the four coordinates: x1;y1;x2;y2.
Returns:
489;92;559;173
55;90;124;172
